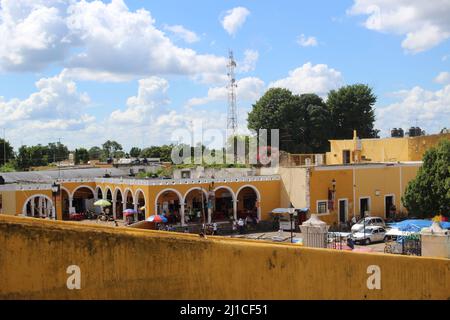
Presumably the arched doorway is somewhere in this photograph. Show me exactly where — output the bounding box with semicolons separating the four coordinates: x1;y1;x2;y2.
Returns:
135;189;146;221
23;195;54;219
236;186;260;220
114;189;123;220
183;188;208;224
105;188;113;217
61;188;70;220
213;187;235;222
155;189;182;225
96;187;103;200
72;186;95;214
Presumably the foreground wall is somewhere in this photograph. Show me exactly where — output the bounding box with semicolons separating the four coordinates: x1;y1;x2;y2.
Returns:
0;215;448;300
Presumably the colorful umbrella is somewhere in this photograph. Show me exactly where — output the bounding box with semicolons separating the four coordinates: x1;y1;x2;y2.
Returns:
94;199;111;207
146;215;168;223
123;209;137;216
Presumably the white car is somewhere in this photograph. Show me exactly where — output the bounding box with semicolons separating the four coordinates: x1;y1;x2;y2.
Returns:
351;226;387;245
351;217;385;233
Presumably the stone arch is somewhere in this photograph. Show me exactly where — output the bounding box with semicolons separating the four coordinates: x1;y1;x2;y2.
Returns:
154;188;183;217
236;184;261;220
22;194;54;218
182;187;208;204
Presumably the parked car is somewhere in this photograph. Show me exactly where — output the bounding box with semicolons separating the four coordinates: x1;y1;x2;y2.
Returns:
351;217;385;233
351;226;387;245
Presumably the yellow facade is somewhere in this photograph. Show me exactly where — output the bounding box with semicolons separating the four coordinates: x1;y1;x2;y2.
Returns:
0;177;281;222
308;163;420;224
1;215;448;299
326;132;449;165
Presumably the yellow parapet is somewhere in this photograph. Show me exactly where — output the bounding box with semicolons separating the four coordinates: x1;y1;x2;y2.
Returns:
0;215;448;300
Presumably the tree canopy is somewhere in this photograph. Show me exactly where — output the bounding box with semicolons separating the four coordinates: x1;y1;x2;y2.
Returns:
0;138;14;166
402;139;450;218
247;84;378;153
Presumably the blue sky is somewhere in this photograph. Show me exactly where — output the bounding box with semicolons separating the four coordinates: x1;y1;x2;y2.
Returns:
0;0;449;151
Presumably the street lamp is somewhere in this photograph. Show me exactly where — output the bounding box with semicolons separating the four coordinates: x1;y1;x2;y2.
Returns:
51;182;60;220
289;209;298;243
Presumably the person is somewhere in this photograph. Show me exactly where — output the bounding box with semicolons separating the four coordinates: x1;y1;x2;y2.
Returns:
351;215;357;225
212;222;218;235
389;204;397;220
238;218;245;234
184;227;189;233
347;236;355;250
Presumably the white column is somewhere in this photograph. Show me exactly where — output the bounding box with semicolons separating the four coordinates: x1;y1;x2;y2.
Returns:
112;200;117;219
38;197;43;216
233;198;238;221
181;203;186;226
68;196;73;214
133;203;138;221
207;207;212;224
30;201;35;217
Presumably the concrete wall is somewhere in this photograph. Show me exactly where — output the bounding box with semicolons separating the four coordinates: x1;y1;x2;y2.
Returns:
278;167;308;209
0;190;16;215
0;215;448;300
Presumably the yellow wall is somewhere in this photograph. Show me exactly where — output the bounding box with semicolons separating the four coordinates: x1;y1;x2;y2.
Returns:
0;215;448;300
326;133;450;165
309;167;353;225
0;191;16;215
308;163;421;224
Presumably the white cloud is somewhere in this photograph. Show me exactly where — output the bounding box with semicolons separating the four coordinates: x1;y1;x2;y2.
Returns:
109;77;170;125
0;0;72;71
221;7;250;36
348;0;450;53
0;0;226;81
163;24;200;43
238;49;259;73
269;62;343;97
187;77;266;107
376;85;450;136
434;71;450;84
297;34;318;47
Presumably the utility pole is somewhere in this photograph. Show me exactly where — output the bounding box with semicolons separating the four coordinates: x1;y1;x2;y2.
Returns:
2;128;5;167
227;50;238;139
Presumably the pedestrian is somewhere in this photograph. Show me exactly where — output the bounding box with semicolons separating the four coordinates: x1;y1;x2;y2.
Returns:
238;218;245;234
212;222;218;235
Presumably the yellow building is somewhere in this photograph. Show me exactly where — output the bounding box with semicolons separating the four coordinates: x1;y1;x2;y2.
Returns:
0;175;281;226
326;131;450;165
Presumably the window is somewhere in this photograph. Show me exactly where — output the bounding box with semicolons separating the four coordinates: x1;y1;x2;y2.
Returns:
317;201;328;214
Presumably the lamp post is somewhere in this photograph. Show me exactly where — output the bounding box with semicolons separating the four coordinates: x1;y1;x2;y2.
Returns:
51;182;60;220
289;209;298;243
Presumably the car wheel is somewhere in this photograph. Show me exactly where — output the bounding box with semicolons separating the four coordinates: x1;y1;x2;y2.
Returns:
365;238;371;245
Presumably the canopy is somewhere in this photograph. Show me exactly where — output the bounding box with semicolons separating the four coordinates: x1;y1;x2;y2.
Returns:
272;208;308;214
388;219;450;231
146;215;168;223
94;199;111;207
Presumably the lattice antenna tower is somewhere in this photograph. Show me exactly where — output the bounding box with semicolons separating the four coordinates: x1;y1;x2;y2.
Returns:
227;50;238;137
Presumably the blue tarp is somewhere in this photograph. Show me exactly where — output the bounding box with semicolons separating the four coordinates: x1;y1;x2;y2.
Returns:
388;219;450;231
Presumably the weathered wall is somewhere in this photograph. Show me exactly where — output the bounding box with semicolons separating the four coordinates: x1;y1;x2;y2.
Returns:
278;167;308;209
0;191;15;215
0;215;448;300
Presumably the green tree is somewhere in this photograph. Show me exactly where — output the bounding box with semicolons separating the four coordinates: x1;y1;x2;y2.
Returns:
402;139;450;218
247;88;331;153
102;140;123;159
129;147;142;158
74;148;89;165
327;84;378;139
0;138;14;166
88;146;103;160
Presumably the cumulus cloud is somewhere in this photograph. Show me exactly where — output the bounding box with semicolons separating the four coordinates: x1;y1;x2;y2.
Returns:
186;77;266;107
269;62;343;97
376;85;450;136
163;24;200;43
297;34;318;47
348;0;450;53
238;49;259;73
0;0;226;81
221;7;250;36
109;77;170;125
434;71;450;84
0;0;72;71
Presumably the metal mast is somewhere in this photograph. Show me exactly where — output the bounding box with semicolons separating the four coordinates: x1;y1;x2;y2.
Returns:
227;50;237;137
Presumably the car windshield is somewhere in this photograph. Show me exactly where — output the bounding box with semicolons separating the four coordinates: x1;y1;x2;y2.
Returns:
356;218;370;224
359;228;374;233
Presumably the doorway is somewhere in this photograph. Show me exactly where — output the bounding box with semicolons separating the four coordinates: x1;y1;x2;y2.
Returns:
385;195;394;219
360;197;369;218
342;150;351;164
338;199;348;224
